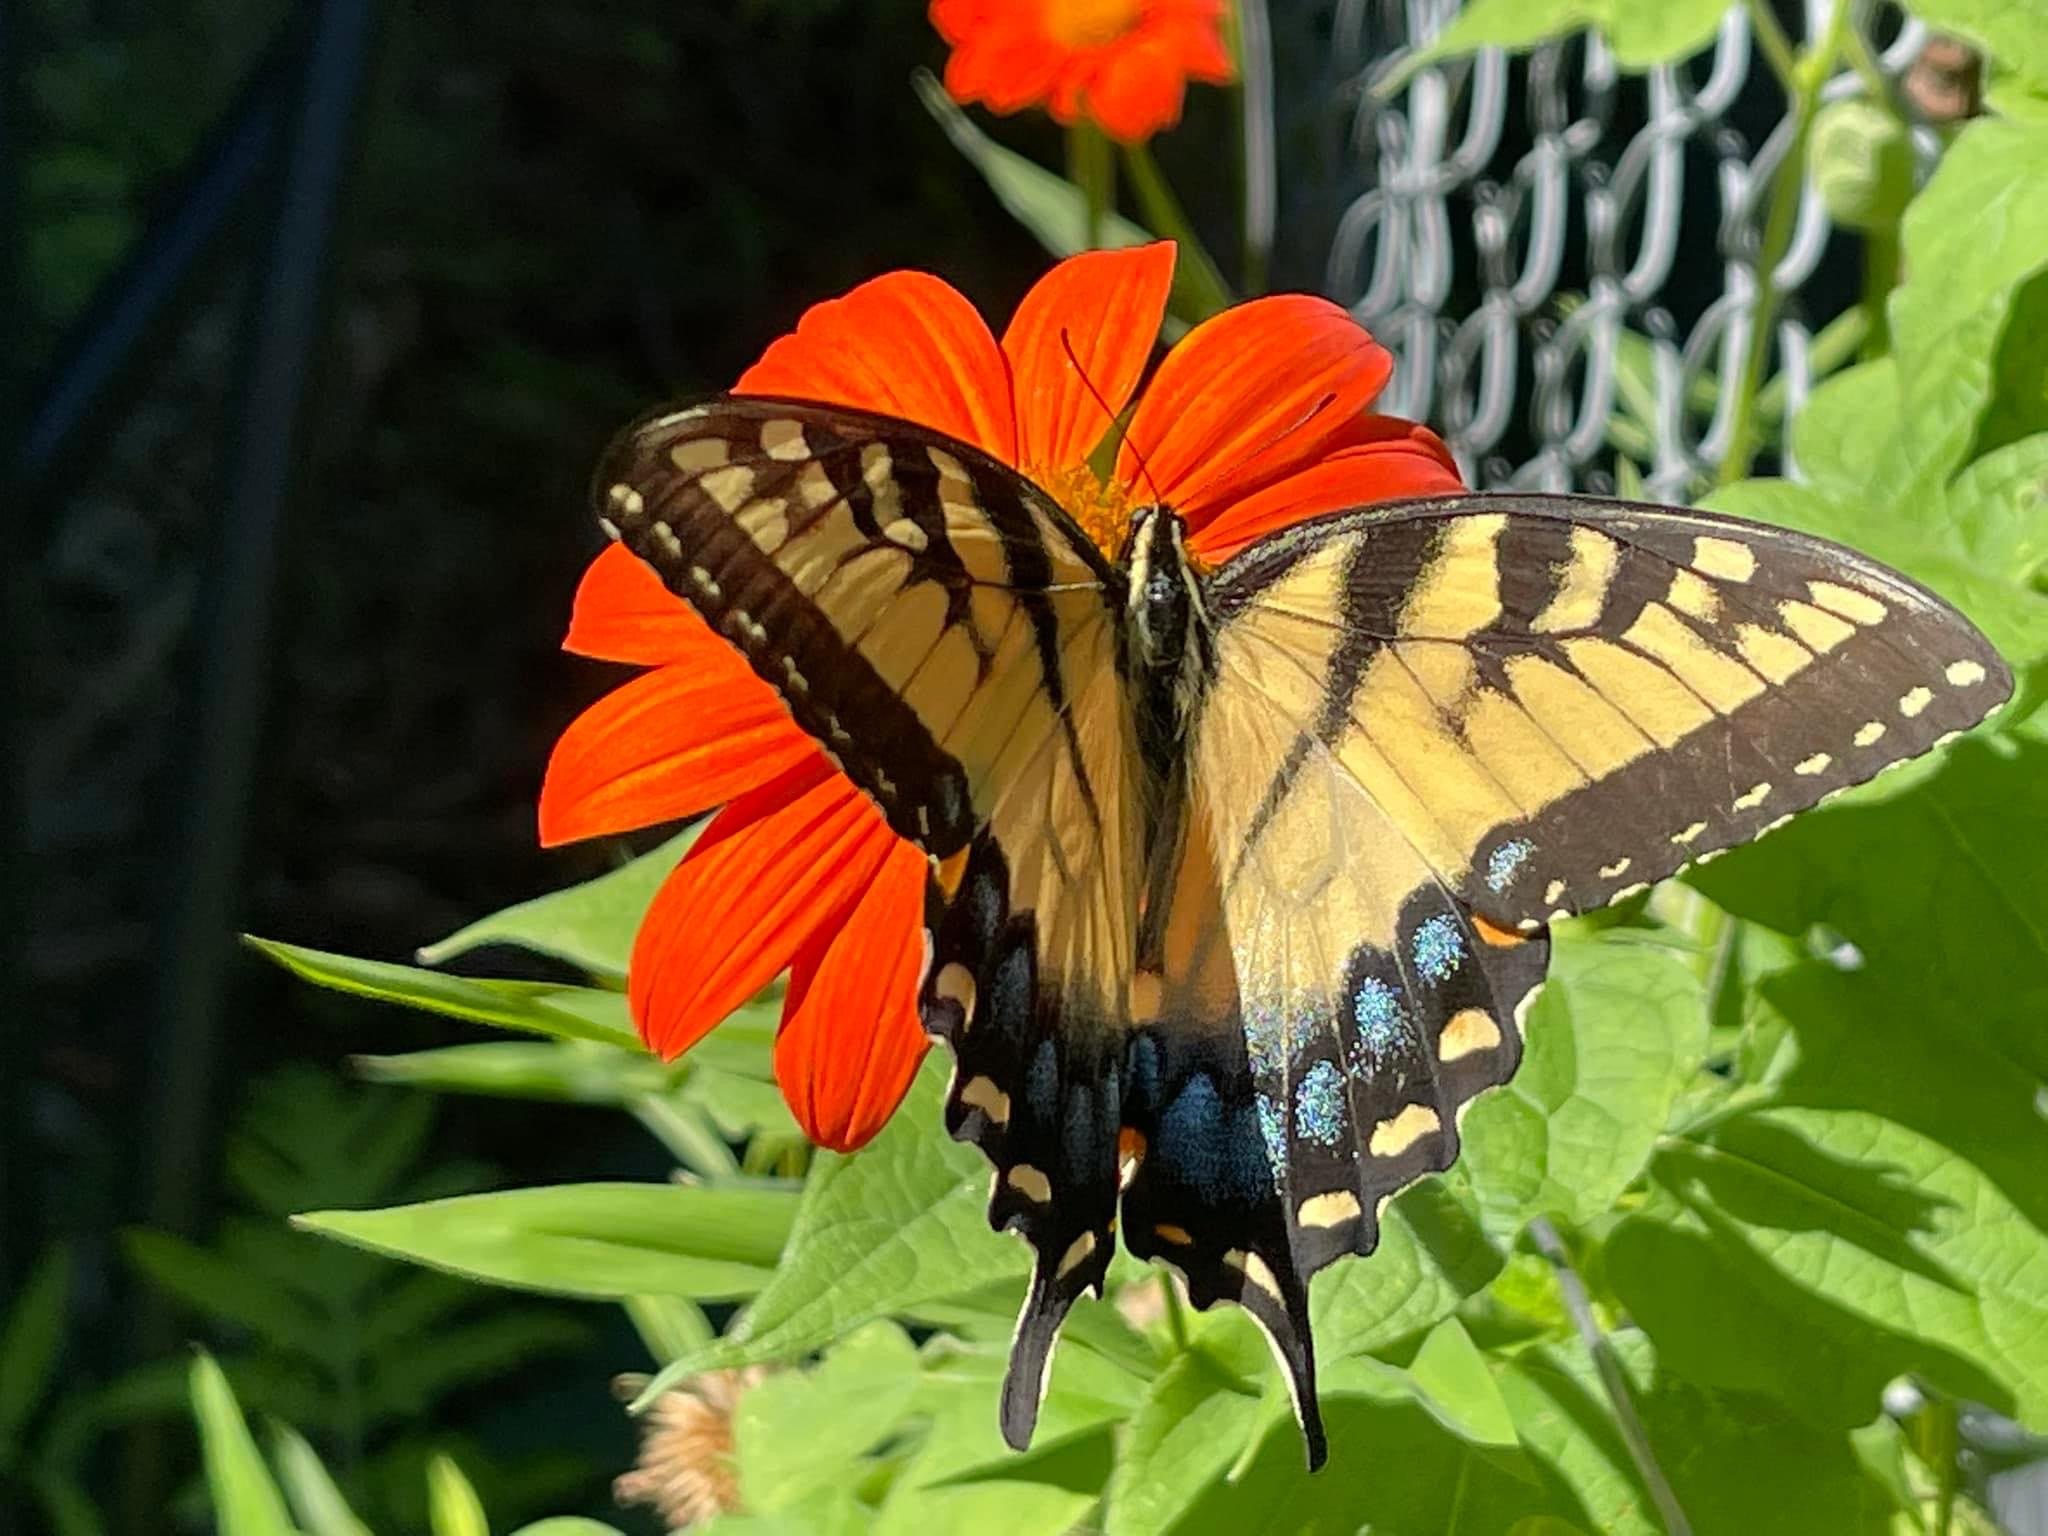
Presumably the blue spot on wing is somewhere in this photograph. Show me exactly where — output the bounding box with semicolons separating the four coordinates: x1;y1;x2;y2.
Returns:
1487;838;1534;892
1256;1094;1287;1181
1411;914;1465;983
1159;1075;1272;1202
1294;1061;1347;1148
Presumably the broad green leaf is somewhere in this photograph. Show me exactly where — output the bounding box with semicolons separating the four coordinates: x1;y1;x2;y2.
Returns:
1610;1102;2048;1428
0;1241;70;1450
296;1181;798;1302
1104;1341;1266;1536
1312;1179;1505;1361
188;1353;299;1536
372;1310;589;1412
1502;1333;1906;1535
871;1343;1120;1536
904;1279;1160;1381
1459;931;1705;1233
702;1492;872;1536
1809;100;1914;232
736;1322;921;1513
1400;0;1729;74
270;1423;374;1536
508;1523;630;1536
1406;1317;1516;1448
635;1062;1026;1398
419;831;693;979
248;938;638;1048
428;1454;490;1536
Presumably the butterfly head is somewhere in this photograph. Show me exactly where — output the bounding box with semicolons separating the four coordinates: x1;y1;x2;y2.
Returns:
1123;505;1210;707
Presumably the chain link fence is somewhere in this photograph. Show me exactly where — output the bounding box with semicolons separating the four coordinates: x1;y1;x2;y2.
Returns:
1326;0;1932;498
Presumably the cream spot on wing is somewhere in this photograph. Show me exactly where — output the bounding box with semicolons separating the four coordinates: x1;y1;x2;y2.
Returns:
607;483;644;517
1900;685;1934;718
1599;856;1633;878
1808;580;1886;625
1438;1008;1502;1063
1735;624;1809;683
669;437;730;472
760;418;809;460
1692;535;1755;582
1794;752;1830;776
1533;526;1619;634
1854;720;1886;747
650;523;683;558
698;464;755;513
1368;1103;1441;1158
1056;1230;1097;1279
959;1075;1010;1125
1671;820;1708;845
1946;659;1988;687
1543;878;1566;905
1297;1191;1363;1229
1667;568;1721;622
1224;1249;1284;1302
1779;600;1855;653
1609;882;1648;902
737;496;790;554
881;517;930;553
1007;1165;1052;1203
936;961;977;1026
1734;782;1772;811
796;461;838;508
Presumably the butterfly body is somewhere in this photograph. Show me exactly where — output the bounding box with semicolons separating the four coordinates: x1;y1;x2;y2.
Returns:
595;395;2011;1470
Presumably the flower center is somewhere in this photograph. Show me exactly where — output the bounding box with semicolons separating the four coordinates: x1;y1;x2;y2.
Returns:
1032;461;1134;558
1043;0;1143;50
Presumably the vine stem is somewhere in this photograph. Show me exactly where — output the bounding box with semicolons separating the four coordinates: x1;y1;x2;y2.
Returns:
1528;1218;1694;1536
1121;141;1235;321
1719;0;1853;485
1067;121;1113;250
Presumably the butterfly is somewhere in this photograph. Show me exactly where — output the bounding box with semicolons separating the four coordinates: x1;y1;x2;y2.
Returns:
594;394;2011;1468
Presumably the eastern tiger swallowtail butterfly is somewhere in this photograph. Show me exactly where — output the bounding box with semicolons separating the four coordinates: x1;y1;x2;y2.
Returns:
593;394;2011;1469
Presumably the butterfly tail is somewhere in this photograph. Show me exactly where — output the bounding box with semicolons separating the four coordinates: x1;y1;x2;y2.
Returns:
1000;1260;1084;1450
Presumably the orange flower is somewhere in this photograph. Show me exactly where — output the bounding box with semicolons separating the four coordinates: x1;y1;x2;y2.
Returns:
539;242;1461;1153
932;0;1235;143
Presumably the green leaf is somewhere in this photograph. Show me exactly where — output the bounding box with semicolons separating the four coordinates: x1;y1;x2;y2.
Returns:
1406;1317;1517;1448
506;1523;629;1536
1458;931;1706;1233
635;1061;1026;1398
419;831;693;979
295;1181;798;1302
124;1229;330;1356
428;1454;490;1536
248;938;638;1048
1610;1100;2048;1428
735;1322;921;1513
0;1241;71;1451
1104;1342;1266;1536
269;1423;374;1536
911;70;1154;260
1311;1180;1504;1359
625;1294;715;1364
355;1040;674;1104
188;1352;299;1536
1398;0;1729;75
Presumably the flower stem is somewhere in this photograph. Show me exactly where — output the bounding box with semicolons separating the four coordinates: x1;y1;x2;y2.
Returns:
1230;0;1276;293
1162;1270;1191;1352
1067;121;1114;250
1529;1218;1694;1536
1719;0;1851;485
1121;141;1234;321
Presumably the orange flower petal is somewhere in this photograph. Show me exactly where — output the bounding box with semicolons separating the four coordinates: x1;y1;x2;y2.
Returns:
564;544;725;667
775;839;930;1152
539;662;816;848
1003;243;1175;475
736;271;1016;462
1184;420;1467;564
1080;36;1194;142
1121;295;1394;528
628;760;898;1059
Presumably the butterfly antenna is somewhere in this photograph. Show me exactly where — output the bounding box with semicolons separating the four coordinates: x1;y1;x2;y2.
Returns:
1059;326;1167;506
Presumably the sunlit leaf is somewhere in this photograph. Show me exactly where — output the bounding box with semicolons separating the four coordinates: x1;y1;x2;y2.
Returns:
296;1182;798;1302
188;1353;298;1536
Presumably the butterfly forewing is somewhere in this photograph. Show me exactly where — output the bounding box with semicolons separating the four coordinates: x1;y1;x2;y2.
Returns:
1208;493;2014;931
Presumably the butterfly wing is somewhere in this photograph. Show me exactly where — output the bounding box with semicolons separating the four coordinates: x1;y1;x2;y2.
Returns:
596;397;1146;1445
1118;492;2010;1465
